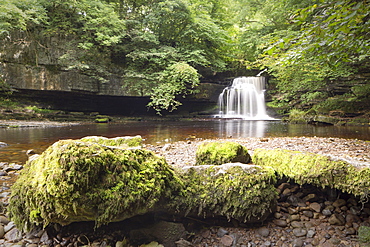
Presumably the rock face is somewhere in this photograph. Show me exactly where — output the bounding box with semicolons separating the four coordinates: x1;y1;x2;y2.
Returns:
8;136;182;230
195;141;251;166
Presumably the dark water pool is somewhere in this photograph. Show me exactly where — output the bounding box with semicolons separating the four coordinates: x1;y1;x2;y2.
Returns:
0;119;369;164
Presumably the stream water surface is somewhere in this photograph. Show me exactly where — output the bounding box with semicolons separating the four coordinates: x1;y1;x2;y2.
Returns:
0;119;369;164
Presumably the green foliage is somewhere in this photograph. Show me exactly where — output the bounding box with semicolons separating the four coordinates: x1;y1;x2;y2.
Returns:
0;0;48;36
195;141;251;165
147;62;200;114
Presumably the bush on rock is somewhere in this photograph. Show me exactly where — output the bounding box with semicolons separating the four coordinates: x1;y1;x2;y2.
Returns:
195;142;251;165
8;136;181;231
171;163;277;223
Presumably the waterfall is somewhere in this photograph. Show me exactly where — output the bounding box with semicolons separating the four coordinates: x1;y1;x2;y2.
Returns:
216;76;275;120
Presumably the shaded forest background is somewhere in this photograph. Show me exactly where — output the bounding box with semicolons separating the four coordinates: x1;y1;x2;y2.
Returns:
0;0;369;118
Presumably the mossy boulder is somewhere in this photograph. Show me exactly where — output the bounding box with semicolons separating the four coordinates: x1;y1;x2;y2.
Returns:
195;142;251;166
171;163;277;223
252;149;370;198
80;135;143;148
8;137;181;231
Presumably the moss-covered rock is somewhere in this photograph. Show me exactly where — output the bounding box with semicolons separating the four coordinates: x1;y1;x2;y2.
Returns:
171;163;277;223
252;149;370;199
80;135;143;148
195;142;251;166
8;137;180;230
358;225;370;243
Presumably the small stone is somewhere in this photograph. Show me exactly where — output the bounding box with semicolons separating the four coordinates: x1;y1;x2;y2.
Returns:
291;221;304;228
344;227;356;235
0;225;4;238
4;228;22;242
217;227;228;237
0;171;7;176
303;194;317;202
306;229;316;238
263;240;271;246
322;208;332;216
0;216;10;225
329;237;341;245
302;210;313;218
346;213;360;224
274;212;283;219
289;214;300;222
292;238;304;247
273;219;288;227
309;202;322;213
175;239;192;247
292;228;307;237
332;199;346;208
4;221;15;232
328;213;345;226
220;235;234;246
256;226;270;237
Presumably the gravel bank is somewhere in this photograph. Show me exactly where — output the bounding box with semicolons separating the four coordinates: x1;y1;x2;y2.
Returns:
146;137;370;169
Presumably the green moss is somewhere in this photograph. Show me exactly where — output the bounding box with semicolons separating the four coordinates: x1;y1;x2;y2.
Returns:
195;142;251;166
358;226;370;243
95;118;110;123
80;135;143;148
171;163;277;223
252;149;370;199
8;138;181;230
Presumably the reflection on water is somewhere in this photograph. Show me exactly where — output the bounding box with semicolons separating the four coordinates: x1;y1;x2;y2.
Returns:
0;119;369;164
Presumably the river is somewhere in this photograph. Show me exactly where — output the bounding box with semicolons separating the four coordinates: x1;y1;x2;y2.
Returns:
0;119;369;164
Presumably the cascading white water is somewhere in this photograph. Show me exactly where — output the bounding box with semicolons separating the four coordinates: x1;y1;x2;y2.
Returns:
216;76;275;120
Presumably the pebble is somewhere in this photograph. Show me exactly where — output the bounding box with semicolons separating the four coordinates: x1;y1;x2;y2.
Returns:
220;235;234;246
256;227;270;237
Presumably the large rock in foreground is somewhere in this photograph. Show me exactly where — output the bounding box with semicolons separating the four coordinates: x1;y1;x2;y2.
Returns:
172;163;277;223
8;136;180;230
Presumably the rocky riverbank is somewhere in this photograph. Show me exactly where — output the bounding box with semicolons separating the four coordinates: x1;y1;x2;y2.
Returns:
0;137;370;246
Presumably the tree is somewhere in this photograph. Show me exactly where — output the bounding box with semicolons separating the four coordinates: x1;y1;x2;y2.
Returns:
147;62;200;114
255;0;370;113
